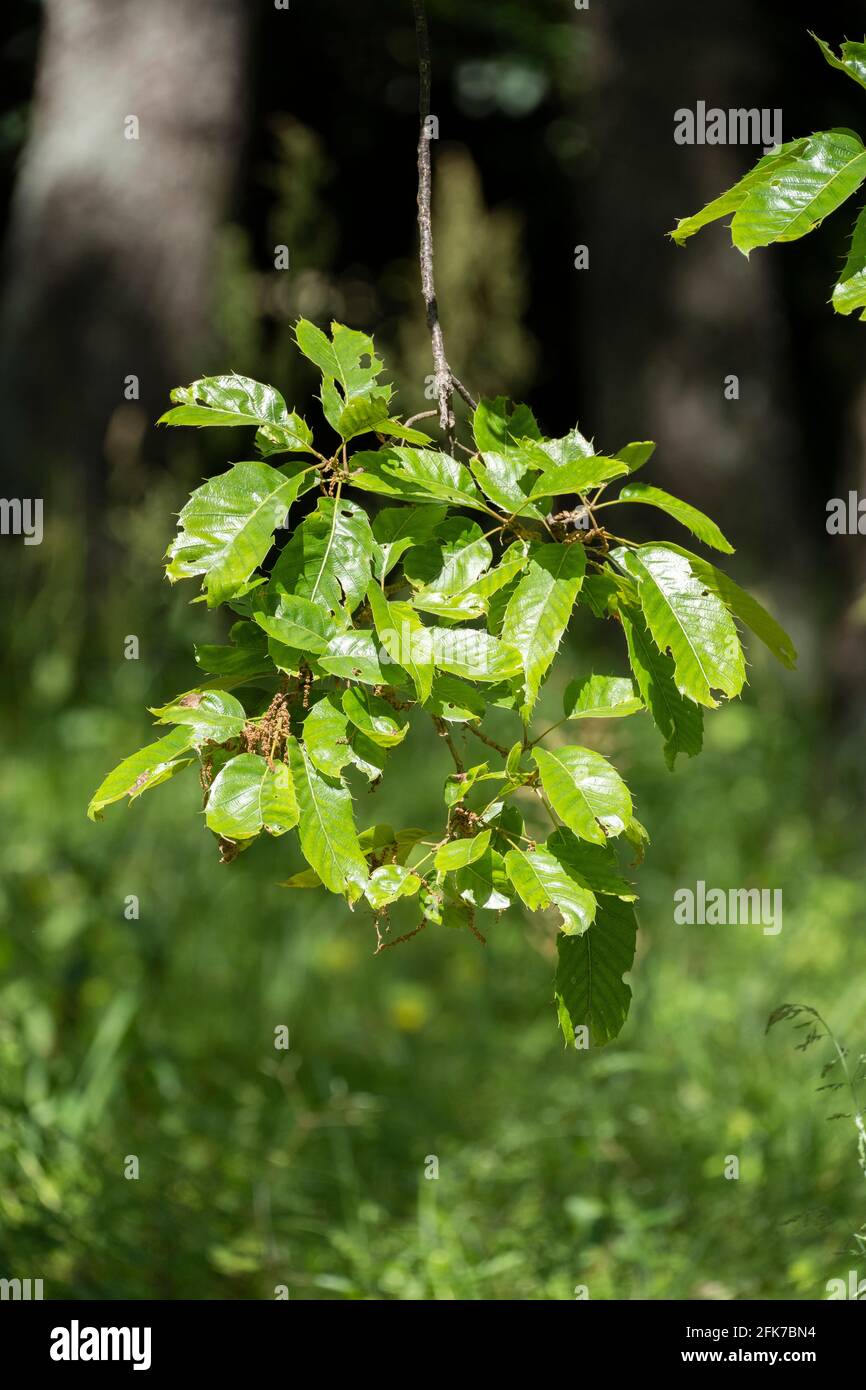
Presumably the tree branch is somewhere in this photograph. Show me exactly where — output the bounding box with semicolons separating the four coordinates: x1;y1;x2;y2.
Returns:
411;0;476;440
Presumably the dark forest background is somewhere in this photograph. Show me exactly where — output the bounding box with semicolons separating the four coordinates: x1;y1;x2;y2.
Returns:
0;0;864;1301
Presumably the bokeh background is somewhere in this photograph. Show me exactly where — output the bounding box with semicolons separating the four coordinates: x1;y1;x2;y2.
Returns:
0;0;865;1299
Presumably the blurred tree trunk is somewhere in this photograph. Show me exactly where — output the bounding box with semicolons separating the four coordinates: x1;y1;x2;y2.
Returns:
581;0;809;589
0;0;248;573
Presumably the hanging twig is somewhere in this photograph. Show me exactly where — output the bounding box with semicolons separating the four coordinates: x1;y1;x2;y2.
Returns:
411;0;476;442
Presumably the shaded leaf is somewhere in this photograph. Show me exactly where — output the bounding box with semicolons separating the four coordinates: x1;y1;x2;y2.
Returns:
619;603;703;769
372;504;447;578
457;848;511;911
555;896;637;1047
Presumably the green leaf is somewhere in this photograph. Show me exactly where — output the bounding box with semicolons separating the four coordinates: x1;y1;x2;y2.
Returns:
435;831;491;872
346;727;388;783
367;583;434;701
471;541;530;599
205;753;298;840
252;593;340;654
563;674;643;720
303;695;354;777
832;202;866;318
358;824;397;856
410;591;486;622
661;544;797;670
427;674;487;723
546;827;637;901
350;447;488;512
88;727;194;820
403;516;492;595
195;621;272;682
670;138;809;245
159;373;315;457
505;847;597;934
428;626;523;682
470;452;545;519
533;745;632;845
472;397;541;454
166;463;314;607
614;482;734;554
672;132;866;257
555;896;637;1047
812;32;866;94
317;629;409;687
517;428;595;470
613;545;745;708
375;418;434;445
341;687;409;747
270;496;373;614
456;848;511;911
444;761;490;807
501;542;585;718
620;604;704;770
372;504;447;578
295;319;384;398
149;689;247;745
365;864;423;909
279;867;322;889
579;572;628;619
615;441;656;474
286;737;368;902
526;455;629;502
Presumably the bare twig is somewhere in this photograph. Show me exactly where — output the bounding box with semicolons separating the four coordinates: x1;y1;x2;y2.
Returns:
432;714;464;771
465;723;510;758
411;0;475;443
375;918;429;954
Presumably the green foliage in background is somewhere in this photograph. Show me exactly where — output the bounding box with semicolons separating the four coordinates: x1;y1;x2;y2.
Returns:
672;33;866;321
87;322;795;1046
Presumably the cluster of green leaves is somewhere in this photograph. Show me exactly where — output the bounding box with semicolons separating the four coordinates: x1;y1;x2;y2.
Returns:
671;34;866;320
88;320;795;1046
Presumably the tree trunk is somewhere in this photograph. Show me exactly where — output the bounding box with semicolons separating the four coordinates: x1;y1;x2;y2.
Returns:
0;0;248;557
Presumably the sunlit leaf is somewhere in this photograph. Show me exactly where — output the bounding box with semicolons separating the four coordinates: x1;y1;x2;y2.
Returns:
205;753;298;839
533;744;632;845
166;463;314;607
88;727;195;820
502;542;585;718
